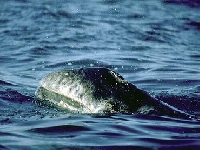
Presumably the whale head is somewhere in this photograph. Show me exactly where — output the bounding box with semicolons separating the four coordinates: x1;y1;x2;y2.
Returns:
35;67;152;113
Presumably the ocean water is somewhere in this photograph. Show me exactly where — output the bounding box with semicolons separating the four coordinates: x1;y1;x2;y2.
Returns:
0;0;200;149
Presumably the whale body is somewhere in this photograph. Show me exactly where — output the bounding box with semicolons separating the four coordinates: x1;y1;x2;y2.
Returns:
35;67;193;119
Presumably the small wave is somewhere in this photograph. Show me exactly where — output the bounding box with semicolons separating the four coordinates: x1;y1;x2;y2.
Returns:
0;80;14;86
30;45;58;56
0;89;32;103
190;54;200;59
101;0;121;5
163;0;200;8
187;21;200;29
45;59;106;69
29;125;91;135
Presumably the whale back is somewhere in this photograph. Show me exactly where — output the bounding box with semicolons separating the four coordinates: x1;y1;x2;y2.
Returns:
78;68;154;112
35;67;194;119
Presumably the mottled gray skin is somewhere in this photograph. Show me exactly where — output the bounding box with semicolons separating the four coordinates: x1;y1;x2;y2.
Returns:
36;67;193;119
77;68;192;118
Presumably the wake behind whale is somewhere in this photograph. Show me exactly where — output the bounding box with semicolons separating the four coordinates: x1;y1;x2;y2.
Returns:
35;67;194;119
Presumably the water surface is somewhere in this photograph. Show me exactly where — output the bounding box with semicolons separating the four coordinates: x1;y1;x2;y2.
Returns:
0;0;200;149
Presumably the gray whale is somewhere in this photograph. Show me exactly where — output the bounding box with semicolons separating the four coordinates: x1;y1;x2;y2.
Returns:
35;67;193;119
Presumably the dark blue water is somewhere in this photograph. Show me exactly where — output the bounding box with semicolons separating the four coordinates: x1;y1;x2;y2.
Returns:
0;0;200;149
